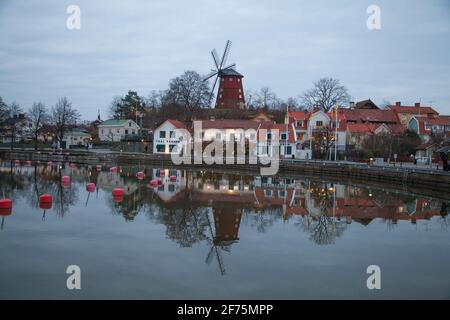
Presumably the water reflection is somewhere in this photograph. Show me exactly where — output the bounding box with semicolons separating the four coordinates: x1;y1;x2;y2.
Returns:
1;160;449;276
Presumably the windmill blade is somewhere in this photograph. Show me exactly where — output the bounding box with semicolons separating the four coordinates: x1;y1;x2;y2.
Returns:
205;246;215;265
211;49;220;69
222;63;236;71
220;40;232;69
209;74;219;107
203;70;218;81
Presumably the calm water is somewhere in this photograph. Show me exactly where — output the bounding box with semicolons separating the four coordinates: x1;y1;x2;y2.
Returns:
0;160;449;299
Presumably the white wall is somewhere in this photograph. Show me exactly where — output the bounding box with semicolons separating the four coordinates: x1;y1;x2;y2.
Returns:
98;120;140;142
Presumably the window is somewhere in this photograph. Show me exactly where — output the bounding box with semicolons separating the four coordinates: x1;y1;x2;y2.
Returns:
267;133;272;140
168;184;175;192
125;129;129;134
160;131;166;138
169;131;174;138
264;189;273;197
132;130;135;134
229;78;232;81
129;122;132;127
239;95;242;99
296;121;303;127
286;146;292;155
169;144;177;152
116;129;120;133
237;78;240;82
425;123;431;130
316;121;323;127
281;132;287;140
156;144;165;152
279;190;286;198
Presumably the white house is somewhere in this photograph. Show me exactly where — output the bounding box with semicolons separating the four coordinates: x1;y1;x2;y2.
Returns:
98;119;140;142
153;119;186;154
62;129;91;148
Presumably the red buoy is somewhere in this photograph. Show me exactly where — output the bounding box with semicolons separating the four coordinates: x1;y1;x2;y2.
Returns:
170;175;177;182
39;194;52;203
39;202;52;210
160;169;165;176
157;178;162;185
112;188;124;197
0;199;12;209
86;183;96;192
96;165;102;171
47;161;53;166
0;207;12;216
61;175;71;183
136;171;145;180
110;166;118;173
15;160;20;166
113;195;124;203
150;179;158;186
25;160;32;166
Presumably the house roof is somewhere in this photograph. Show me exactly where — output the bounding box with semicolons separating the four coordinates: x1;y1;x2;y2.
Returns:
347;123;375;133
355;99;379;110
341;109;400;124
219;68;243;77
426;116;450;126
166;119;187;129
288;111;310;121
98;119;132;126
388;105;438;115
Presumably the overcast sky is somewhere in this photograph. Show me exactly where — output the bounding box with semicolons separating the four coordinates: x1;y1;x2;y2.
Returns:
0;0;449;120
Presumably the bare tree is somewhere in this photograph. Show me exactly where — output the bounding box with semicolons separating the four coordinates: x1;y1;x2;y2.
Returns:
3;102;25;150
301;77;351;112
254;87;278;109
28;102;49;150
166;70;211;121
51;97;81;148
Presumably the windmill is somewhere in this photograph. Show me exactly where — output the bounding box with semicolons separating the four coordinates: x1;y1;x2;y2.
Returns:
203;40;245;109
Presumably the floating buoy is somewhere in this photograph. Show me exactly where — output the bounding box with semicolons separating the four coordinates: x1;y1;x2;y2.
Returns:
0;207;12;216
61;175;70;183
149;179;159;186
39;201;52;210
159;169;165;176
96;164;102;171
136;171;145;180
170;175;177;182
86;183;96;192
113;195;124;203
69;163;76;168
112;188;124;197
0;198;12;209
157;178;162;185
25;160;32;166
110;166;118;173
14;160;20;166
47;161;53;166
39;194;52;203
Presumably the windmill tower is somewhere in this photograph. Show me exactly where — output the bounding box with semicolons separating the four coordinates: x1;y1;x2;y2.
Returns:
204;40;245;109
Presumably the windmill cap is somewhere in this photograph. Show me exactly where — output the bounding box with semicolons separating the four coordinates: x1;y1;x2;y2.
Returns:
219;68;243;77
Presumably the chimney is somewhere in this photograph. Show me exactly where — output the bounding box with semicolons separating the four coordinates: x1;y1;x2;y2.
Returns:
349;101;355;110
395;102;401;106
415;102;420;107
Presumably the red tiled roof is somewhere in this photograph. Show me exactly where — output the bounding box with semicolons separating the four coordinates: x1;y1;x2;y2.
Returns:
388;105;438;115
426;116;450;126
347;124;374;133
288;111;310;121
167;119;186;129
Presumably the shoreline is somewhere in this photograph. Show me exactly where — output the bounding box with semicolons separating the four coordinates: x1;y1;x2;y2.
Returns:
2;149;450;198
